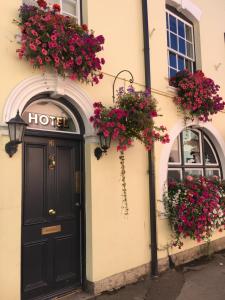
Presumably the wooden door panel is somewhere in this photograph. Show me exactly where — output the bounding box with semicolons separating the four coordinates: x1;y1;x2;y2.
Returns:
55;145;74;219
54;234;77;283
22;239;49;293
24;143;47;225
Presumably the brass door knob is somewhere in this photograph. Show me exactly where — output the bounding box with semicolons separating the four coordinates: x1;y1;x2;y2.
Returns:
48;209;56;216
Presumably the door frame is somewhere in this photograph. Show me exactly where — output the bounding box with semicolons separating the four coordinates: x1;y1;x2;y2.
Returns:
21;128;86;299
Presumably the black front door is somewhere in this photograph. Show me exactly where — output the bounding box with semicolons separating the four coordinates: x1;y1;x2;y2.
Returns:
22;135;83;300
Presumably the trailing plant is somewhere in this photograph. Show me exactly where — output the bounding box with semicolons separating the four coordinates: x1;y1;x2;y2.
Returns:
164;176;225;248
90;87;170;214
16;0;105;84
170;70;225;122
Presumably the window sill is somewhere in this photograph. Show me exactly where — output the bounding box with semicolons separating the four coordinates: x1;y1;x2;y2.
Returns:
166;84;177;96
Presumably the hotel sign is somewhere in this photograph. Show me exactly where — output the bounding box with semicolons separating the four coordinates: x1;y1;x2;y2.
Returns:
28;112;69;129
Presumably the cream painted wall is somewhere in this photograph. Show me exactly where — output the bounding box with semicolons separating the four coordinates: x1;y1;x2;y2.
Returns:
0;135;22;300
0;1;149;298
1;0;225;298
149;0;225;259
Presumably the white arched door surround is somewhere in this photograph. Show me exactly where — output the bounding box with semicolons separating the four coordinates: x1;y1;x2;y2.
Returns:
159;120;225;210
2;74;95;139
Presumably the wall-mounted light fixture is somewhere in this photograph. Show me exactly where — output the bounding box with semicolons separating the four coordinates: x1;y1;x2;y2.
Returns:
5;110;27;157
94;132;112;160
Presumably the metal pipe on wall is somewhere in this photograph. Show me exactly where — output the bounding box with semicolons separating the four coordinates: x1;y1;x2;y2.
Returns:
141;0;158;277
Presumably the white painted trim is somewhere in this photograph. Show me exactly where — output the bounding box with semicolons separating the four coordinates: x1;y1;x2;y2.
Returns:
166;0;202;21
2;74;95;138
159;120;225;216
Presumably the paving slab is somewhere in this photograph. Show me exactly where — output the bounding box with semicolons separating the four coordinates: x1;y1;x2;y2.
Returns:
58;251;225;300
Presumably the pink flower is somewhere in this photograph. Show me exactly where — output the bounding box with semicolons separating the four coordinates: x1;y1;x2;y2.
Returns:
103;130;109;137
53;3;61;12
75;56;82;66
41;48;48;56
69;45;75;52
69;73;77;80
51;35;57;41
37;0;47;9
186;175;194;182
29;43;37;51
54;56;60;64
31;30;38;37
37;56;43;65
82;24;88;31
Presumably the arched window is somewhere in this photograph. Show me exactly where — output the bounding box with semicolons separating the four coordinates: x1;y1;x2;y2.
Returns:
166;5;195;78
168;128;222;181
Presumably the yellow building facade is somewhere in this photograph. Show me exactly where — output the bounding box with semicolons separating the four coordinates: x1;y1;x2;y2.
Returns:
0;0;225;299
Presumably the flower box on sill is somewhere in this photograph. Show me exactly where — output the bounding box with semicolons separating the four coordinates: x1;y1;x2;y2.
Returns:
170;70;225;122
16;0;105;84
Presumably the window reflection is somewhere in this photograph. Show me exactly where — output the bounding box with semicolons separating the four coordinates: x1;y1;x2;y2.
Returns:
184;169;203;177
168;169;182;182
169;137;180;163
183;130;201;164
204;138;217;164
205;169;220;178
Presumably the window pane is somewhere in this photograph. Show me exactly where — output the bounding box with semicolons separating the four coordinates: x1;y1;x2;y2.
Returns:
169;137;180;163
204;138;217;164
178;56;185;71
187;42;193;59
185;24;193;42
184;169;203;177
205;169;220;178
185;59;193;72
170;33;178;50
168;169;182;182
169;15;177;33
183;130;202;164
62;0;77;17
166;12;169;29
169;52;177;68
179;38;186;55
178;20;185;38
169;68;177;78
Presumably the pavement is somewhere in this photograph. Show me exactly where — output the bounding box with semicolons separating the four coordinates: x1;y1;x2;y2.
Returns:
59;250;225;300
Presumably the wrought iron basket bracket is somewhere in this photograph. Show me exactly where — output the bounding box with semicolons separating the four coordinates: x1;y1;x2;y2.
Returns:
112;70;134;102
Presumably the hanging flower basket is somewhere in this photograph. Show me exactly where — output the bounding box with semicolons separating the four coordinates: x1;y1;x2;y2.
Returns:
16;0;105;84
170;70;225;122
164;176;225;248
90;87;170;214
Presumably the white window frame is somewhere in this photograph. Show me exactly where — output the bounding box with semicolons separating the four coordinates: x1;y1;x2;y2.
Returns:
166;9;195;76
60;0;81;24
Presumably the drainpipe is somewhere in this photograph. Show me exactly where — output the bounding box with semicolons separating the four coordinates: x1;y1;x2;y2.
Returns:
142;0;158;277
